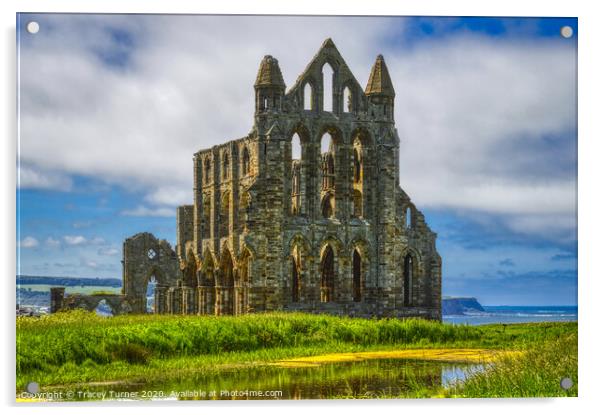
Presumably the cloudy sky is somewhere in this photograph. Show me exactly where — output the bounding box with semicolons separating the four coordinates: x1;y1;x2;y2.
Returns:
16;14;577;305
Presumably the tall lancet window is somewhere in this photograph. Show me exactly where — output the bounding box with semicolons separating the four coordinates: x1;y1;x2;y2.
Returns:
353;147;361;184
303;83;313;110
404;254;413;306
322;63;334;112
222;153;230;180
321;133;334;190
204;158;211;184
343;86;353;113
242;147;250;175
320;245;335;302
291;133;302;215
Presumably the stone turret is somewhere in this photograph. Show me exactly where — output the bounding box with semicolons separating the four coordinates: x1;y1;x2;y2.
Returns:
365;54;395;121
254;55;286;114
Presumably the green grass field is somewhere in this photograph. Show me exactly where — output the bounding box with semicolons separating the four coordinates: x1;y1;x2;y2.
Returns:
16;311;577;398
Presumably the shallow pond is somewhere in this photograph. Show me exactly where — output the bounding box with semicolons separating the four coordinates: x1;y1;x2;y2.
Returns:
47;358;484;401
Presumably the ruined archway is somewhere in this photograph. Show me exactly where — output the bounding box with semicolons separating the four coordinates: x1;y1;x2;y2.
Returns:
235;248;252;315
288;123;311;217
94;299;114;316
241;146;250;176
198;251;216;315
291;247;301;302
146;275;157;313
287;234;311;304
321;192;335;219
320;245;335;302
216;249;235;315
220;191;231;237
403;254;414;306
353;249;363;302
122;232;180;313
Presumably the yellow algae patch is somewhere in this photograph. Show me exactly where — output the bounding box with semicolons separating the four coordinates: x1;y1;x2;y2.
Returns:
271;349;522;368
16;397;47;403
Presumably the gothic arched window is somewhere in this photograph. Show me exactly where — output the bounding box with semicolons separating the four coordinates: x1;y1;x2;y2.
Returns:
202;194;211;239
322;63;334;112
404;254;413;306
220;191;230;237
304;83;313;110
321;193;335;219
291;133;302;216
204;158;211;184
321;133;335;190
222;153;230;180
242;147;250;175
320;245;335;302
353;147;361;183
343;86;353;113
353;249;362;302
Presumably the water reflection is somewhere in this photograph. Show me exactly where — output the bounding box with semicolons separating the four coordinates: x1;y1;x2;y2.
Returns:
56;358;482;401
441;364;485;387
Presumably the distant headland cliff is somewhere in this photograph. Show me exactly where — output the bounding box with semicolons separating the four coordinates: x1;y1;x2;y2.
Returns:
442;297;485;315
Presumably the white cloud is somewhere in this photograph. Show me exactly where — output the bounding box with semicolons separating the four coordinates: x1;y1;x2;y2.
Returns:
19;15;392;207
388;35;576;237
72;221;93;229
78;257;118;272
18;15;576;239
144;186;193;208
121;205;175;217
89;237;106;245
45;237;61;248
19;236;39;248
98;247;119;256
18;164;72;191
62;235;107;246
63;235;87;245
391;36;576;204
83;259;98;269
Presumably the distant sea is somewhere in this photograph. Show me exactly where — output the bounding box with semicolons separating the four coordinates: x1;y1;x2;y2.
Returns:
443;306;578;325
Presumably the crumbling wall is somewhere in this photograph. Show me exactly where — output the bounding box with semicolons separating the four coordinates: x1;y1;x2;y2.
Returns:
176;205;194;259
122;232;180;313
49;288;135;315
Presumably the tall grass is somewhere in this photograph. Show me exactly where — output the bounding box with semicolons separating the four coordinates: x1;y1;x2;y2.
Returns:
16;311;577;393
448;330;578;397
17;311;480;372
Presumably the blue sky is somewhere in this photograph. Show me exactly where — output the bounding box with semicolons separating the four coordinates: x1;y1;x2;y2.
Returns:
17;15;577;305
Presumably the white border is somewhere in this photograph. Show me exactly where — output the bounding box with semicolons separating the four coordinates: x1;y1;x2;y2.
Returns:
3;1;600;415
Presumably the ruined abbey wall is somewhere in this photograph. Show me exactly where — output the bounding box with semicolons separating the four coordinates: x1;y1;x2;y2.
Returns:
51;39;441;320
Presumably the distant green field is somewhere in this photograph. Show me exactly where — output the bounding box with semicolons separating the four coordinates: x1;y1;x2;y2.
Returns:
18;284;121;295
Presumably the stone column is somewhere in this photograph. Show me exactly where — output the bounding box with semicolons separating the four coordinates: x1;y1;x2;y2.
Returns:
181;287;189;315
171;283;183;314
233;286;241;315
50;287;65;313
155;285;168;314
166;289;173;314
197;286;205;315
215;287;223;315
190;287;197;314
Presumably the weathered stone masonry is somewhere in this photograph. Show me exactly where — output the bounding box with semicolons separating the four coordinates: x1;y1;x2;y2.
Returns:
52;39;442;320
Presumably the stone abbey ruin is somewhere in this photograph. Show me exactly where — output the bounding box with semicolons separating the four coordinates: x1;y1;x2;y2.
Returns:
51;39;442;320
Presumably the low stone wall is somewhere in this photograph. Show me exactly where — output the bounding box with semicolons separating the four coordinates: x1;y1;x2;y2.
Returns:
49;288;136;315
